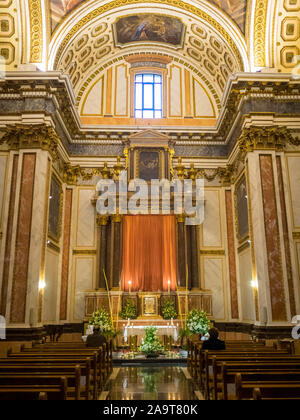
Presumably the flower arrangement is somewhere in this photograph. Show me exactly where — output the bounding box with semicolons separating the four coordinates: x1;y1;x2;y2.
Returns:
186;309;210;335
139;326;164;356
161;299;177;320
119;299;137;320
89;309;114;335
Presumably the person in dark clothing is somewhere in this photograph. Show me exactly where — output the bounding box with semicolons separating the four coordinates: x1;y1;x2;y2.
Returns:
201;327;226;350
86;325;107;348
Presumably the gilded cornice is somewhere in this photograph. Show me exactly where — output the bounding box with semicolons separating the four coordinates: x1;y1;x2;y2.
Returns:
53;0;244;71
238;127;297;152
29;0;43;63
254;0;268;67
0;125;59;159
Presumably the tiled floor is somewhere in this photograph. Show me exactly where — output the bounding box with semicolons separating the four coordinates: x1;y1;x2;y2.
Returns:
102;366;201;400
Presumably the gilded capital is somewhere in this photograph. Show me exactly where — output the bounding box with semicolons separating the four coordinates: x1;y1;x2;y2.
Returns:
176;214;186;223
96;214;110;226
217;164;235;187
238;127;293;153
63;163;81;185
175;156;186;180
0;125;59;160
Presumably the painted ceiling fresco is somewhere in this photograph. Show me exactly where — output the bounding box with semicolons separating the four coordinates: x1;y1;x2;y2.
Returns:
49;0;247;33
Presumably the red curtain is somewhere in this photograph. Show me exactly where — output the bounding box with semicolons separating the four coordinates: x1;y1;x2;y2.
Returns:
122;215;177;292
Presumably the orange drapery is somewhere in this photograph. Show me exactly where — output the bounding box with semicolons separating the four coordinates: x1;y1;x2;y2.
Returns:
122;215;177;292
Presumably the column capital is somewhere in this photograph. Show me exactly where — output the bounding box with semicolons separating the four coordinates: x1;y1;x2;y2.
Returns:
0;124;59;160
96;215;110;226
176;214;186;223
238;126;298;153
111;213;122;223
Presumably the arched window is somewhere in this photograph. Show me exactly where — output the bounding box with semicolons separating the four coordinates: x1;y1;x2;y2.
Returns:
134;73;162;118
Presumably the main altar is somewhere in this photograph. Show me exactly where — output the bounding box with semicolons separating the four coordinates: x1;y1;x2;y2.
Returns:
83;130;213;333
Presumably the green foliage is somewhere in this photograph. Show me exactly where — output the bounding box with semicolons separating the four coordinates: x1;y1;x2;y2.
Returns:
186;309;210;335
89;309;113;335
140;326;164;355
119;299;137;320
161;299;177;320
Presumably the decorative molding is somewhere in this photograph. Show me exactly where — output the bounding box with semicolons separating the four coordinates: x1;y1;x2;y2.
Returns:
293;232;300;240
73;249;97;255
254;0;268;67
199;249;225;256
28;0;43;63
239;126;297;152
0;125;59;159
47;240;60;253
237;240;250;254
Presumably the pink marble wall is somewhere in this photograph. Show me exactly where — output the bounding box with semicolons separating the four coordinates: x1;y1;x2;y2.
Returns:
259;155;287;321
0;155;19;316
60;188;72;320
225;190;239;319
276;156;296;316
10;153;36;323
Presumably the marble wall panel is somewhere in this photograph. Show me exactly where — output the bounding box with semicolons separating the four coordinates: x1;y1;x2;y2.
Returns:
203;257;225;320
74;257;94;321
76;188;95;248
0;154;18;316
287;156;300;228
202;189;222;248
44;250;59;322
225;190;239;319
10;153;36;323
60;188;72;320
260;155;287;321
238;248;255;322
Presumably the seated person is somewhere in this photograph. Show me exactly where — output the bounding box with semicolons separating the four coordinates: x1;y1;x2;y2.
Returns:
201;327;226;350
86;325;107;348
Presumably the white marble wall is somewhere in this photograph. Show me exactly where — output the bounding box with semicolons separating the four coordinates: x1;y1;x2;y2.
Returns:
73;257;94;321
238;248;255;322
201;189;223;248
169;65;182;117
193;78;215;117
286;156;300;228
115;64;128;116
202;257;226;320
43;249;59;322
81;77;104;116
76;188;96;248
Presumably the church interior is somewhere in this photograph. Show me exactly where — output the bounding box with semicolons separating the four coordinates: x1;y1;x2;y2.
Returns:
0;0;300;401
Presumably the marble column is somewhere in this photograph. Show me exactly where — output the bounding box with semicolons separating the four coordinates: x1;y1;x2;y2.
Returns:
60;188;73;320
176;215;187;288
98;215;109;289
7;150;52;327
246;151;288;324
190;225;199;289
225;189;239;319
112;214;122;289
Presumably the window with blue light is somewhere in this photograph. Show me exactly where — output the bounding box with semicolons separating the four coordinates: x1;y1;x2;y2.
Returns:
134;73;162;119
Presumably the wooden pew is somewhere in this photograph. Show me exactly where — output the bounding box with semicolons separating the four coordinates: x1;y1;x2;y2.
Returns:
0;376;68;400
220;363;300;400
16;346;106;393
202;350;293;399
1;356;94;399
0;365;82;400
235;373;300;400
